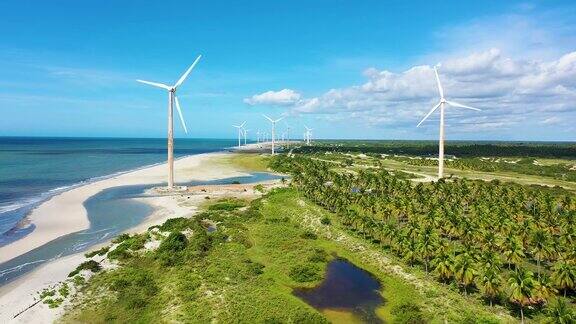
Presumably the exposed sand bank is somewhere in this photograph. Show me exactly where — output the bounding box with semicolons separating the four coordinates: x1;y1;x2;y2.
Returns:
0;152;244;265
0;150;281;323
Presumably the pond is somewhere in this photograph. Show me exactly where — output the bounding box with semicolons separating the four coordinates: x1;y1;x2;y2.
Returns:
293;259;384;323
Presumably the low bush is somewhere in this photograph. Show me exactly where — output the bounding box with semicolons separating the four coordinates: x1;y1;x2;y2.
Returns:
68;260;102;277
307;248;328;263
320;217;331;225
289;264;322;283
85;246;110;258
208;198;246;211
300;231;318;240
391;302;427;324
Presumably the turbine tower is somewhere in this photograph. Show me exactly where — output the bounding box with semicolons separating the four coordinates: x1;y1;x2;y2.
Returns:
243;129;251;145
137;55;202;188
284;123;291;148
232;121;246;148
304;126;313;145
417;66;481;179
263;114;284;155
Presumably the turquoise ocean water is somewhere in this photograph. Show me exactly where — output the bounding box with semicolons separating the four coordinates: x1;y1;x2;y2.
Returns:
0;137;284;285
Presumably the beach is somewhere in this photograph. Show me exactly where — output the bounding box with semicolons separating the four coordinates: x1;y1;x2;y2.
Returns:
0;150;261;322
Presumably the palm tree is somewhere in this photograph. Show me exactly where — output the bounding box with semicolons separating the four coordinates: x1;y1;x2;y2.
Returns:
508;268;537;323
551;260;576;297
454;252;476;295
478;269;501;306
531;228;552;279
545;298;575;324
432;250;454;282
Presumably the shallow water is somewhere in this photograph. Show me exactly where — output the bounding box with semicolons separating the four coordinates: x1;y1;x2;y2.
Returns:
293;259;384;323
0;172;284;286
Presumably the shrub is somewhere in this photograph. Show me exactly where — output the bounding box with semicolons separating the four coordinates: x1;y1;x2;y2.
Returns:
254;184;265;193
58;283;69;298
157;232;188;253
320;217;331;225
112;233;130;244
308;249;328;263
208;198;246;211
289;264;322;283
85;246;110;258
109;267;158;309
300;231;318;240
158;217;193;232
391;302;427;324
68;260;102;277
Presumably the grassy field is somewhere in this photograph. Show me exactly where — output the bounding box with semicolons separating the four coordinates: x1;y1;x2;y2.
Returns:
62;186;513;323
61;152;576;322
214;153;271;172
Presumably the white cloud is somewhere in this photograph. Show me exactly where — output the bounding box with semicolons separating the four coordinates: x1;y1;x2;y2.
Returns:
245;49;576;135
243;89;301;106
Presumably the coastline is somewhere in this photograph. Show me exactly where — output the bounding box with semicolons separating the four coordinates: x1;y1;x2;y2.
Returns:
0;151;244;265
0;149;267;322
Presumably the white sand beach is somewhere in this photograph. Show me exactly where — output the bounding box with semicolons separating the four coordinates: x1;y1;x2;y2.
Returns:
0;150;269;322
0;151;246;264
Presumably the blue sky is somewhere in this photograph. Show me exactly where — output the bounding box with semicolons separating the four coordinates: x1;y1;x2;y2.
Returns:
0;1;575;140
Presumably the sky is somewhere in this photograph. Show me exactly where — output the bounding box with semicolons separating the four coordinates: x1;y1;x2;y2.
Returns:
0;0;575;141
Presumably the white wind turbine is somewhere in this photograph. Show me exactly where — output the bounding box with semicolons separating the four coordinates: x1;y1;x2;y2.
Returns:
243;128;251;145
417;66;481;179
263;114;284;155
256;130;261;143
232;121;246;148
304;125;313;145
284;122;291;148
137;55;202;188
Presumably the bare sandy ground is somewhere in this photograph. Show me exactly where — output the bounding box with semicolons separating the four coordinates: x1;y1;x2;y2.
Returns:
0;149;281;323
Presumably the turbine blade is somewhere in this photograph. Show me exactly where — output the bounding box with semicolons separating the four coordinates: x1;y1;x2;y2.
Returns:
174;55;202;88
136;79;171;90
174;96;188;134
262;114;273;123
446;100;481;111
274;117;285;123
417;102;442;127
241;121;246;127
434;67;444;99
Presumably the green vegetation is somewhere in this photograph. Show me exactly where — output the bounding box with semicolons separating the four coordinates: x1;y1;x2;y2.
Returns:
68;260;102;277
217;152;270;171
271;154;576;322
84;246;110;258
296;140;576;159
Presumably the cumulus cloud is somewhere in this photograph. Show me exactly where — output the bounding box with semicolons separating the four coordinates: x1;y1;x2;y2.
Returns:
245;49;576;134
243;89;301;106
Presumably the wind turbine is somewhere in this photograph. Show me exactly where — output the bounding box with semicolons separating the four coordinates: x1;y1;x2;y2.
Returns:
256;130;261;143
263;114;284;155
243;129;251;145
284;122;291;148
137;55;202;188
232;121;246;148
417;66;481;179
304;125;313;145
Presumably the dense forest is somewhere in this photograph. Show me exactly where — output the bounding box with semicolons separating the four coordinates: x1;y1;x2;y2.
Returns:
295;141;576;159
271;155;576;322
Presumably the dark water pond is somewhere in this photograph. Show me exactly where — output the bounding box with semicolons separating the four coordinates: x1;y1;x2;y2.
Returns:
294;259;384;323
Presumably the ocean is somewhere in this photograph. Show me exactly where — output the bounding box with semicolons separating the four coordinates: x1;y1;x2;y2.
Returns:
0;137;286;285
0;137;236;242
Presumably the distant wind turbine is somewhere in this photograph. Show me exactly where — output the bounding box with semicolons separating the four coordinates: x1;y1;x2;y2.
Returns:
263;114;284;155
284;123;291;148
243;129;251;145
417;66;481;179
137;55;202;188
304;125;313;145
232;121;246;148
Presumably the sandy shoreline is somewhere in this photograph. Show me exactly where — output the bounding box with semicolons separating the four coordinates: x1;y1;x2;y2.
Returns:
0;149;271;322
0;151;245;265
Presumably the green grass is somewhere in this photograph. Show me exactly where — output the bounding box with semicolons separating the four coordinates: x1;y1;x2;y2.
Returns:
217;153;271;172
62;185;516;323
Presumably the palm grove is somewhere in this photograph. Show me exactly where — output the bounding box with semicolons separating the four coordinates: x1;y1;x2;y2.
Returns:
270;155;576;322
